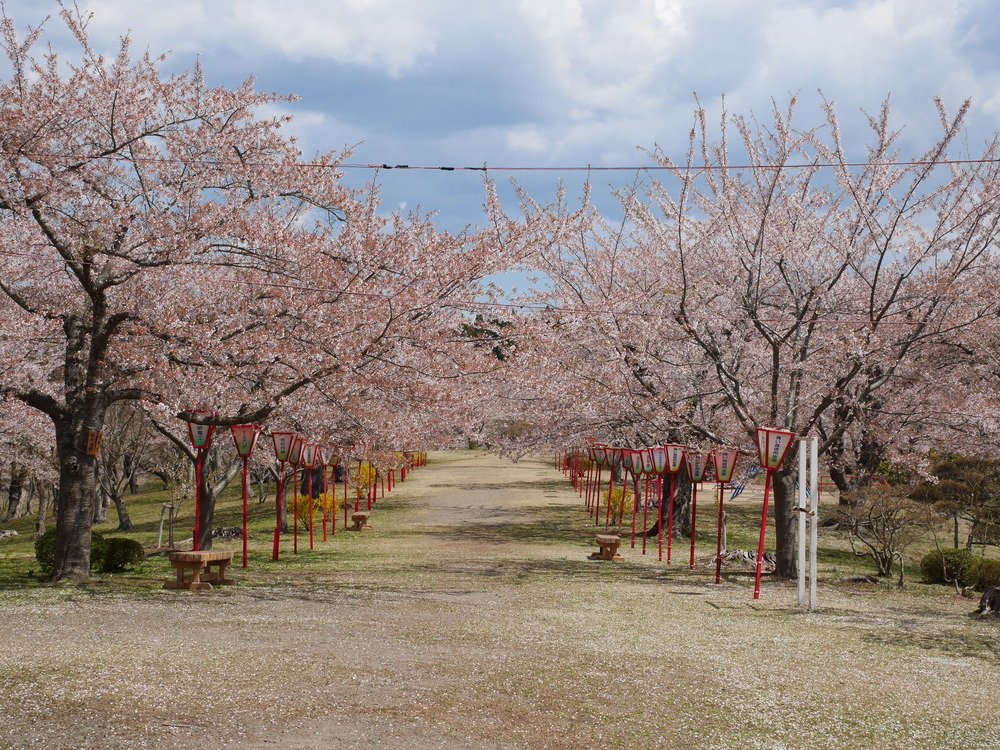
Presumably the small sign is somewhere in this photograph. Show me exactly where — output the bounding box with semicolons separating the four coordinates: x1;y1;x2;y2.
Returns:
83;430;103;456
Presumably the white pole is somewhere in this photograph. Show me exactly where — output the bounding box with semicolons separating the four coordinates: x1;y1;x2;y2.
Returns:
797;440;807;607
809;436;819;611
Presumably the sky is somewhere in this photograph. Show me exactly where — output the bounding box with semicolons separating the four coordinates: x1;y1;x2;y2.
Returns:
3;0;1000;242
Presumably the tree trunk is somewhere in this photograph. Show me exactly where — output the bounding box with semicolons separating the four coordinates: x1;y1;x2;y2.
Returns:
4;462;28;521
123;455;140;495
34;483;51;538
196;459;216;551
93;486;110;524
111;490;135;531
52;417;101;582
771;467;798;579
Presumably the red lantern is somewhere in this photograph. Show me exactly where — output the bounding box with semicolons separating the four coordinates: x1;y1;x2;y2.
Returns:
184;410;216;552
661;443;686;564
269;431;296;560
712;447;741;584
685;451;709;570
230;425;261;568
753;427;796;599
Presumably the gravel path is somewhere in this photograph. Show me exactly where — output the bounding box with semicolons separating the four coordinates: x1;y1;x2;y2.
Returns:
0;451;997;750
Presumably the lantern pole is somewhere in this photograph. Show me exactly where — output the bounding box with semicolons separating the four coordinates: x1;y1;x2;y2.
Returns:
605;448;621;530
711;447;740;584
270;431;295;561
685;451;708;570
663;444;686;565
753;426;796;600
288;436;305;555
231;425;261;568
319;447;329;542
185;411;216;552
627;451;638;544
302;443;318;550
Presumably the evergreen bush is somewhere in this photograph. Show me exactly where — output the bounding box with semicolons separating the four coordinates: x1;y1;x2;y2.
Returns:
101;537;145;572
972;559;1000;590
34;529;106;575
919;548;978;586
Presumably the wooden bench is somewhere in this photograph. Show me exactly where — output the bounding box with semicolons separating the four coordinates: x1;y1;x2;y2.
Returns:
589;534;624;562
164;550;236;591
350;512;372;531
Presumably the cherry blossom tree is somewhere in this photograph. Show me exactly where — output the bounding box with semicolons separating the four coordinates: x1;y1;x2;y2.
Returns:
506;96;1000;578
0;8;523;580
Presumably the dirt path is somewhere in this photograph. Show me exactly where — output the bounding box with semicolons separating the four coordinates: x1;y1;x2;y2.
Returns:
1;451;997;750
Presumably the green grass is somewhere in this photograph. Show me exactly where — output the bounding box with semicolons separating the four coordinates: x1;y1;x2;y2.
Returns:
0;458;996;601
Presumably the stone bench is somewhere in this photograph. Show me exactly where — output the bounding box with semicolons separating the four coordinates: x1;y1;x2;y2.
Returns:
589;534;624;562
350;512;372;532
164;550;236;591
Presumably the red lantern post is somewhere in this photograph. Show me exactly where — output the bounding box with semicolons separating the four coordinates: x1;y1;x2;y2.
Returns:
604;447;622;529
185;412;216;552
638;448;656;554
591;445;607;517
327;446;341;536
318;446;329;541
649;446;667;558
711;447;740;584
288;436;305;555
301;443;319;550
628;449;646;548
662;444;686;564
685;451;709;570
753;426;796;599
231;424;262;568
270;431;295;560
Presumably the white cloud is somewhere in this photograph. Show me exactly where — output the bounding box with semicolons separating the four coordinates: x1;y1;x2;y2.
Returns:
40;0;443;76
506;128;549;154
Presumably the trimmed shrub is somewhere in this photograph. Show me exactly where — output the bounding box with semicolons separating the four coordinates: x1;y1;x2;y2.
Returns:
919;548;978;586
972;559;1000;590
101;537;145;572
34;529;106;575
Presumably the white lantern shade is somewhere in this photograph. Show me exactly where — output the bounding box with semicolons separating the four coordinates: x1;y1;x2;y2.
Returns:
755;427;796;470
230;424;261;458
685;451;708;482
593;445;608;466
271;431;295;462
664;443;686;474
188;422;213;450
712;448;740;483
302;443;317;469
650;446;668;474
289;436;305;466
639;448;655;475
